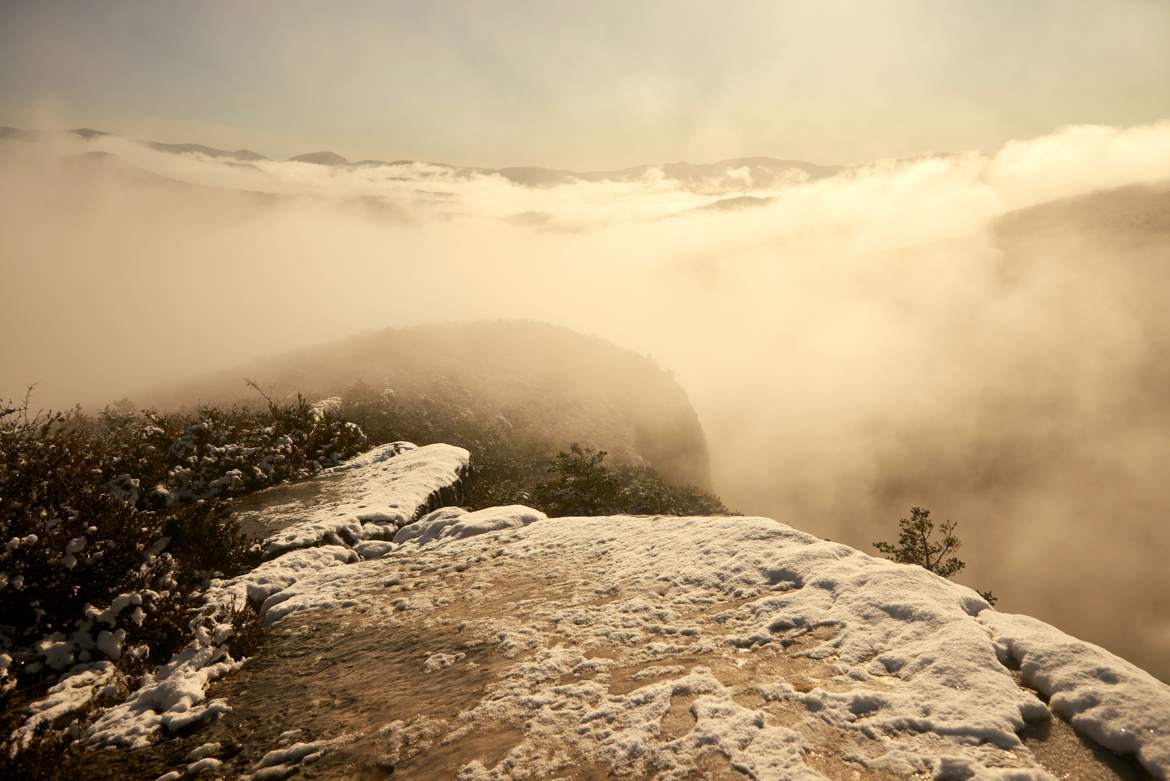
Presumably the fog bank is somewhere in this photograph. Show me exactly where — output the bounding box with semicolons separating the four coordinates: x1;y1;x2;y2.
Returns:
2;122;1170;678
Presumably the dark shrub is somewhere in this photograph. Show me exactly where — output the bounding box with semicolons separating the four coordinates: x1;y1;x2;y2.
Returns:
531;444;728;517
0;390;367;715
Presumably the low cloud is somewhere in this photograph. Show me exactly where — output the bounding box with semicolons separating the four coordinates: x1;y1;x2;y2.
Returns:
3;121;1170;677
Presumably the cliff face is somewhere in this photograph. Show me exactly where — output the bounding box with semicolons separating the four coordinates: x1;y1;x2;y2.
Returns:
22;443;1167;779
147;321;713;490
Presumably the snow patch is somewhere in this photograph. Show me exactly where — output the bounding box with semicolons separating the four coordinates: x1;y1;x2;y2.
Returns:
187;741;222;760
242;735;352;780
84;622;241;748
394;505;547;546
259;442;469;557
353;539;397;559
982;610;1170;778
185;756;222;775
9;662;118;751
262;504;546;624
207;545;359;609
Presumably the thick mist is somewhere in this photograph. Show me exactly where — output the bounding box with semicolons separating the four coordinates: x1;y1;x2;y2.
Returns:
3;123;1170;678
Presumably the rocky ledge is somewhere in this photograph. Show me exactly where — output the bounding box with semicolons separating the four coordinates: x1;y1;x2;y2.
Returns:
11;444;1169;780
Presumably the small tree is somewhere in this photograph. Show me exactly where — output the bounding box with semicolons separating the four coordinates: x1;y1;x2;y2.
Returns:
874;507;964;576
532;444;621;516
874;507;997;604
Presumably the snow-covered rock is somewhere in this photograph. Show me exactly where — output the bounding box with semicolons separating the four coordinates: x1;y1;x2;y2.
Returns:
353;539;397;559
393;504;547;546
14;442;471;752
983;610;1170;774
249;442;469;558
207;545;359;609
259;504;547;624
20;443;1167;780
202;442;476;623
225;513;1169;779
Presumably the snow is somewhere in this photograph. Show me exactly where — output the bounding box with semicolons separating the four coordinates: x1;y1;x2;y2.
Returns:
95;628;126;660
249;512;1169;778
9;662;117;751
207;545;359;609
394;505;547;546
241;737;349;780
84;621;242;748
392;505;467;544
20;442;468;751
34;633;76;671
255;739;328;767
62;535;86;569
202;442;475;623
983;610;1170;775
187;741;222;760
564;668;816;781
185;756;222;774
255;442;469;558
90;591;144;626
258;504;547;624
353;539;397;559
18;443;1168;778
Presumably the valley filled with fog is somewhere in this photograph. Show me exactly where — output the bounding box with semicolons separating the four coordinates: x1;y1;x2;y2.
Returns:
3;122;1170;678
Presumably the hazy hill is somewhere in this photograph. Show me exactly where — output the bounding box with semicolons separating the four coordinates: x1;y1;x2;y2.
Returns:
0;126;37;141
56;147;280;206
288;150;349;166
994;179;1170;247
146;141;267;162
146;321;713;490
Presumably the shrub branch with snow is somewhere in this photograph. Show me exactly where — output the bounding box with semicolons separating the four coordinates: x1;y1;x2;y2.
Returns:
0;392;369;752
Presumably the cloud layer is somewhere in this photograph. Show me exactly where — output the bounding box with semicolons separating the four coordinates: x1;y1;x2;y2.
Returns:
3;121;1170;678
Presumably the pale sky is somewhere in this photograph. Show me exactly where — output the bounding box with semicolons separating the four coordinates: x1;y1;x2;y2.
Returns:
2;1;1168;169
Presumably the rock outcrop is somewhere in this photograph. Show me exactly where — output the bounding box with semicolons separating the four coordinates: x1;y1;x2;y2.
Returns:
14;444;1169;779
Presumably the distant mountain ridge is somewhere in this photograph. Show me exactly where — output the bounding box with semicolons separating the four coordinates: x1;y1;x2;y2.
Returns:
289;150;349;166
147;141;266;162
0;124;840;188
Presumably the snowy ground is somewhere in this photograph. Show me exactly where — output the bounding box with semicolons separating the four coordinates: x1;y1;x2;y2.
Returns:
11;443;1169;779
202;514;1167;780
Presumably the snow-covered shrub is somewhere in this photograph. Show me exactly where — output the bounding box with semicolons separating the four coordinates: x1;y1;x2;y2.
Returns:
0;391;365;722
99;394;368;505
0;414;222;704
